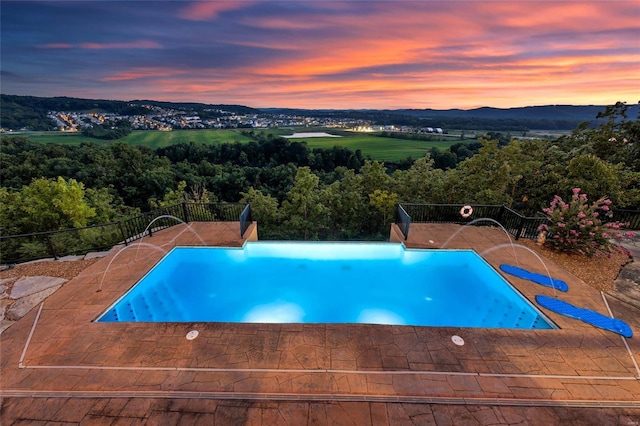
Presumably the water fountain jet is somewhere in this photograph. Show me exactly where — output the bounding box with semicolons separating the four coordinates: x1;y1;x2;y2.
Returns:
481;243;560;297
441;217;519;264
135;214;207;260
97;242;167;292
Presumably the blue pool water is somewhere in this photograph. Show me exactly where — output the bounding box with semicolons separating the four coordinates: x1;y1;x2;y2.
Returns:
97;242;554;329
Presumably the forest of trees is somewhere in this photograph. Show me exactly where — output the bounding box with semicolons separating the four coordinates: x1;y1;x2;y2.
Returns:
1;102;638;242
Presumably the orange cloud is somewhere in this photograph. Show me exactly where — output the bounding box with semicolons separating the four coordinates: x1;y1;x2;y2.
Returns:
66;1;640;109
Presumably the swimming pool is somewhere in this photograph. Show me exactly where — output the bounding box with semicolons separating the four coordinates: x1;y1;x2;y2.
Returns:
97;242;554;329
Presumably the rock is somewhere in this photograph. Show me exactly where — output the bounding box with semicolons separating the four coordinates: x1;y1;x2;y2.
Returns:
10;276;67;299
617;261;640;282
6;285;61;321
0;283;9;299
58;255;85;262
0;298;11;321
608;258;640;310
0;277;17;286
608;280;640;310
1;277;18;299
84;250;111;260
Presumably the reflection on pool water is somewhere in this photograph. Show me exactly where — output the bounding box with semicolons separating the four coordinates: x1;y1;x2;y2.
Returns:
97;242;554;329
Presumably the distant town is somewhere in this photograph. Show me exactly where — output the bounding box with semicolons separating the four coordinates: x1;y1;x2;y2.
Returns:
44;103;445;135
46;104;365;131
3;94;632;135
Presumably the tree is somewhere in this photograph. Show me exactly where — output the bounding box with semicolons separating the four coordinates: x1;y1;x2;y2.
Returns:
442;138;533;206
563;154;626;206
321;168;368;238
558;101;639;173
240;187;280;237
85;186;137;224
359;160;392;196
441;139;509;204
279;167;330;240
392;155;445;203
368;189;399;228
1;177;96;233
149;180;216;209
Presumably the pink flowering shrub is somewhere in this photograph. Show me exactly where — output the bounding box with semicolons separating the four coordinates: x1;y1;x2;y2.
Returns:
537;188;634;256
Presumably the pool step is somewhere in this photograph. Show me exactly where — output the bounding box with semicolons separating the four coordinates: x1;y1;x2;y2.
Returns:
145;282;186;321
129;294;154;321
100;279;190;322
477;296;539;329
114;300;139;322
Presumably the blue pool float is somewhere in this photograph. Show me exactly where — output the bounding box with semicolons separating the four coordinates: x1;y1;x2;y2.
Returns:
500;264;568;292
536;295;633;338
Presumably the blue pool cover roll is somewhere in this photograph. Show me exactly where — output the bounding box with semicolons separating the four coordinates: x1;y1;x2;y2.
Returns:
536;295;633;338
500;264;569;292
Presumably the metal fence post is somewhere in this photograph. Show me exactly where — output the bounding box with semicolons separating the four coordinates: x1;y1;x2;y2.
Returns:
515;215;526;240
497;205;506;225
45;234;58;260
118;222;128;246
146;214;153;237
181;202;190;223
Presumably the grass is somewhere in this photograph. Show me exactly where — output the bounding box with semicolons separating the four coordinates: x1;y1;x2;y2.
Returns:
23;131;106;145
19;129;477;162
294;133;461;162
122;130;254;149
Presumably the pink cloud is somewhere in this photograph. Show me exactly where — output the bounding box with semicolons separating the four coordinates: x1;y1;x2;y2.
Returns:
179;1;256;21
39;43;73;49
101;68;187;81
35;1;639;110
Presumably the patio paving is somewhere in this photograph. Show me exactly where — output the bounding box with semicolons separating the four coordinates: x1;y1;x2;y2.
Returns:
1;222;639;424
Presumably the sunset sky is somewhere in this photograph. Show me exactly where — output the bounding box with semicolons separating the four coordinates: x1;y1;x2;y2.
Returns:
1;1;638;109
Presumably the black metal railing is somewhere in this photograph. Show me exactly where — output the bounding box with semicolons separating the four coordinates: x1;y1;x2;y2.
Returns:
396;203;549;241
607;209;640;230
0;202;251;265
498;206;547;240
0;222;126;264
400;204;502;224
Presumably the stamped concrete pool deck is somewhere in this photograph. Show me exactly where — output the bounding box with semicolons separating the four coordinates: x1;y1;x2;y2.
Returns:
2;222;640;424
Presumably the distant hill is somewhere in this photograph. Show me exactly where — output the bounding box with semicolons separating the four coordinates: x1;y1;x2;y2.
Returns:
391;105;626;121
128;99;259;115
385;104;639;130
263;104;639;131
2;94;637;132
0;94;259;131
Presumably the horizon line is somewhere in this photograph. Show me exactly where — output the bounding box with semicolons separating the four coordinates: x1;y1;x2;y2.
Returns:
2;93;637;112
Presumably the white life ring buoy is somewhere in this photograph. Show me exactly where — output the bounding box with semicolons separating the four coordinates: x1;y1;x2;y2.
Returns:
460;205;473;218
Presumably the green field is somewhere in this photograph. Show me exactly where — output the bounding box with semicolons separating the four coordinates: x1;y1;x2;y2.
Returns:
293;134;456;162
20;131;106;146
15;129;476;162
121;129;254;148
19;129;254;148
